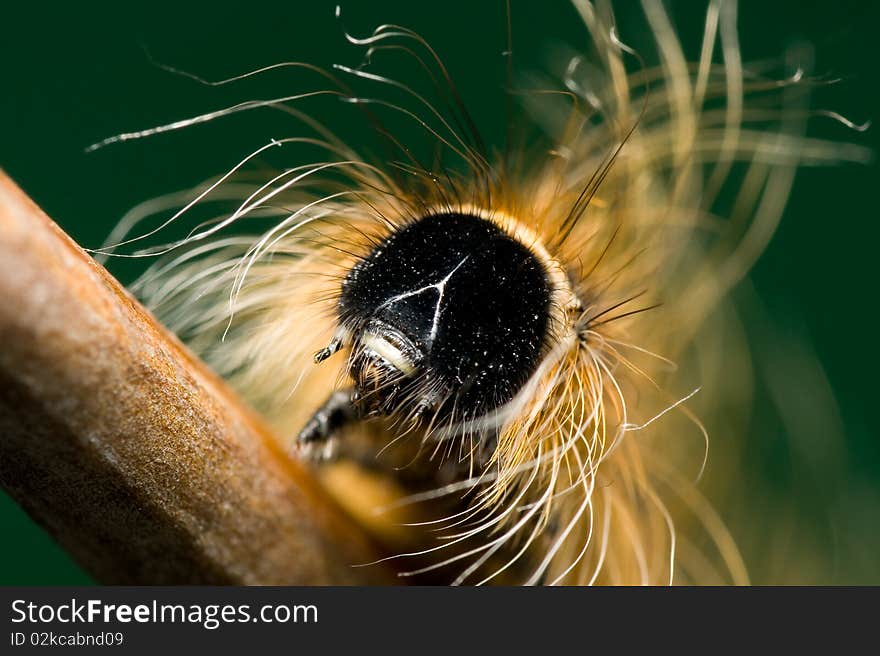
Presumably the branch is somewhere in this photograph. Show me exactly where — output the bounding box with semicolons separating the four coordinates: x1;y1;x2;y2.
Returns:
0;170;394;585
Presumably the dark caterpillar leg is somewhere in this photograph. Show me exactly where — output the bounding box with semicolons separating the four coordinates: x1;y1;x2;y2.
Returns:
297;388;358;445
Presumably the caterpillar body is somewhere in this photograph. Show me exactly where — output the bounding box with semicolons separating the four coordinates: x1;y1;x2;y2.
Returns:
99;0;868;584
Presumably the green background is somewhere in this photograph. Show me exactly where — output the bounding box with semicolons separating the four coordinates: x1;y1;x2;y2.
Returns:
0;0;877;584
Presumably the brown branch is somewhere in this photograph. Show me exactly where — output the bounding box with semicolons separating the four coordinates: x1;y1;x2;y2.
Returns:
0;170;395;585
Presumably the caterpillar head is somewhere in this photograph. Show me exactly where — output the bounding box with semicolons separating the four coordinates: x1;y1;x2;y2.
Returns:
329;210;554;427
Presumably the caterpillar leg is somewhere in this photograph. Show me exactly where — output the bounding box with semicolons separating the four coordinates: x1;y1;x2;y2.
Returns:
297;389;358;446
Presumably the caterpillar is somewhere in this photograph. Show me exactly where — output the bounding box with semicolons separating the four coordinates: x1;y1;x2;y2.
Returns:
94;0;869;584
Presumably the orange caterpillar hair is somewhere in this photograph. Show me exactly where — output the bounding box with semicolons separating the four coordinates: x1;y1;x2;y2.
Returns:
99;0;868;584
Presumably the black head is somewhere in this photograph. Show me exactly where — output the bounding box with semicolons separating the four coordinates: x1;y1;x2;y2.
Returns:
338;211;553;423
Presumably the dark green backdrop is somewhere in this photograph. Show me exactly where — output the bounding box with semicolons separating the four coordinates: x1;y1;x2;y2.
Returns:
1;1;877;584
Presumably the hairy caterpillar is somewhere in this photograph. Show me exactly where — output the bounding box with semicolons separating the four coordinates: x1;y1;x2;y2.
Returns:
93;0;869;584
